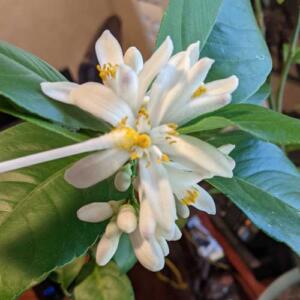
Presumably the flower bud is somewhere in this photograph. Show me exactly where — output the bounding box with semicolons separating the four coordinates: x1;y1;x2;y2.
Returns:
139;199;156;239
117;204;137;233
171;224;182;241
130;228;164;272
157;237;169;256
96;232;121;266
114;165;132;192
105;221;120;238
77;202;113;223
176;202;190;219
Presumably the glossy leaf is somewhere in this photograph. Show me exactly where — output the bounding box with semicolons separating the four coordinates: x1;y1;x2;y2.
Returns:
208;132;300;254
0;123;125;300
0;42;107;132
180;104;300;145
0;96;88;142
157;0;272;103
245;82;270;105
74;262;134;300
156;0;222;53
201;0;272;102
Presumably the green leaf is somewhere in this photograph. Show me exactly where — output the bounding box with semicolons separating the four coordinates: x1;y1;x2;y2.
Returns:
113;234;137;273
74;262;134;300
201;0;272;102
156;0;223;53
179;104;300;145
208;133;300;254
54;256;86;295
245;82;271;105
0;96;88;142
0;42;108;132
0;123;125;300
157;0;272;103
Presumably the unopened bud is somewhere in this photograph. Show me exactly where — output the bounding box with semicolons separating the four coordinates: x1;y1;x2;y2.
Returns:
114;165;132;192
77;202;113;223
105;221;120;238
117;204;137;233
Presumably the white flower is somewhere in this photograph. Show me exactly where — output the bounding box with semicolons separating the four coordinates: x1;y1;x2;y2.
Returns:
0;30;238;271
78;200;165;271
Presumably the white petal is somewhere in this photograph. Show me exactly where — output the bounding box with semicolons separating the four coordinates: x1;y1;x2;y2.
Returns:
138;36;173;102
162;57;214;123
171;224;182;241
139;156;176;233
218;144;235;155
117;204;137;234
157;237;169;256
124;47;143;74
70;83;135;126
149;52;189;126
164;162;204;189
157;223;182;241
96;231;121;266
186;41;200;66
174;94;232;125
206;75;239;95
95;30;123;66
139;193;156;239
0;132;119;174
191;185;216;215
105;221;121;238
65;148;129;188
130;228;164;272
158;135;235;179
77;202;113;223
115;65;139;112
41;82;79;104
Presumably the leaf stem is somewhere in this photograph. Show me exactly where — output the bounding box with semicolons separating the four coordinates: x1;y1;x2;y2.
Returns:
275;5;300;113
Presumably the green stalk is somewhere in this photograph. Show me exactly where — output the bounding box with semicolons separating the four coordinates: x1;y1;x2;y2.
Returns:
275;6;300;113
254;0;265;36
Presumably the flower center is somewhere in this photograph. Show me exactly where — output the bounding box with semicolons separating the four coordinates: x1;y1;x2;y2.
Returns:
193;84;207;98
97;63;118;81
115;127;152;155
136;134;152;148
180;188;199;205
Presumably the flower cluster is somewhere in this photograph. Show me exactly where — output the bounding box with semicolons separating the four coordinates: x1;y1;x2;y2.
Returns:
0;30;238;271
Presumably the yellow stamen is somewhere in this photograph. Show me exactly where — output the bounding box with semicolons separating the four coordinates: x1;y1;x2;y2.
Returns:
130;152;140;160
114;127;152;152
157;153;170;164
97;63;118;81
136;134;152;149
193;85;207;98
168;123;178;130
180;188;199;206
117;116;128;128
116;128;139;151
138;106;149;119
161;154;170;162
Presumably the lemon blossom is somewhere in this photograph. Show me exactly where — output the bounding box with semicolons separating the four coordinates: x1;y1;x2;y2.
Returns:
77;201;170;271
0;30;238;271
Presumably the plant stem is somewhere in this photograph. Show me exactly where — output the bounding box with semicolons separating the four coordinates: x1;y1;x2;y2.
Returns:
254;0;265;36
275;5;300;113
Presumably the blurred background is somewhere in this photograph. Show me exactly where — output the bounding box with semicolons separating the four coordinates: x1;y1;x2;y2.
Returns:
0;0;299;299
